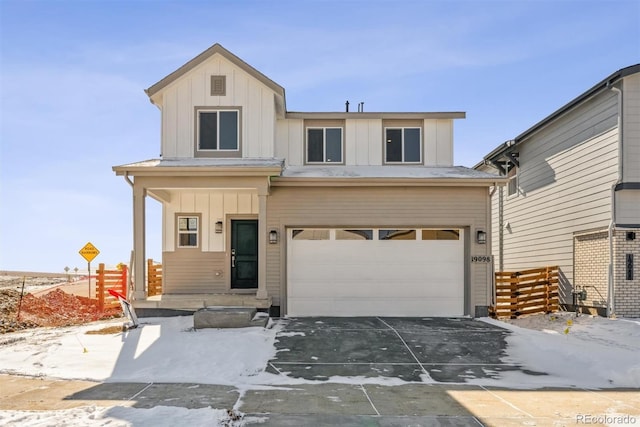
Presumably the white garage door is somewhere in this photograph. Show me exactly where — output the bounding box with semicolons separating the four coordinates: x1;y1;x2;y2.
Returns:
287;228;464;316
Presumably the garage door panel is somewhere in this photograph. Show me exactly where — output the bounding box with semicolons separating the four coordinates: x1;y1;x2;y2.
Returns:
290;283;462;301
288;228;465;317
288;297;463;317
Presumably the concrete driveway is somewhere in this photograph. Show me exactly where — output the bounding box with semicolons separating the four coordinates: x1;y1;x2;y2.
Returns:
267;317;541;383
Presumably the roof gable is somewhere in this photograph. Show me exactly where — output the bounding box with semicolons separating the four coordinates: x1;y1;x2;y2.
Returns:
145;43;285;100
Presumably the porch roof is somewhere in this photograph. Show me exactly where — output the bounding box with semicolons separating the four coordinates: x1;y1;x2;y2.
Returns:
112;158;285;177
275;165;506;186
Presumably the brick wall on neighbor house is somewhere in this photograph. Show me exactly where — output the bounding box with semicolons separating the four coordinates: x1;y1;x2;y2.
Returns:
614;229;640;318
574;230;609;308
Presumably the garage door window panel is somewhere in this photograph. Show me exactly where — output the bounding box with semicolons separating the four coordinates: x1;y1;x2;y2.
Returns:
336;229;373;240
422;229;460;240
379;230;416;240
292;229;330;240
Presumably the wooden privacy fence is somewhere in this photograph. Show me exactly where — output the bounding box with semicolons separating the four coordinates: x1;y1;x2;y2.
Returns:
147;259;163;297
491;266;559;318
96;263;127;311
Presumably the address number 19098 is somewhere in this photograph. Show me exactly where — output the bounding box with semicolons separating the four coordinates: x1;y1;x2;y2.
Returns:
471;256;492;263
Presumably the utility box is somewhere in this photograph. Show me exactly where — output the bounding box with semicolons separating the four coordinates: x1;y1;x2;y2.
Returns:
573;289;587;301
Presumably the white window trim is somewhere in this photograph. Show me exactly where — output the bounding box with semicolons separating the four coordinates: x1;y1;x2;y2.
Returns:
177;215;200;249
384;127;423;164
305;127;344;164
195;107;242;156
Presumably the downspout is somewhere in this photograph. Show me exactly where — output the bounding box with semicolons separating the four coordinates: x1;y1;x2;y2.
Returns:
607;84;623;318
123;172;134;188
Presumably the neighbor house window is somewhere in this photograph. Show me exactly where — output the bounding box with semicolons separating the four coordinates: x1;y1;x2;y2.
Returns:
177;215;199;248
507;166;518;197
195;108;240;156
385;128;421;163
307;128;343;163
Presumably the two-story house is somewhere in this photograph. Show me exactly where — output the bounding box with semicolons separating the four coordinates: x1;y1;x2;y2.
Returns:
475;65;640;318
113;43;505;318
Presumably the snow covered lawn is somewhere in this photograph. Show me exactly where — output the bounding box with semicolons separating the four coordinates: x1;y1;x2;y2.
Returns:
2;312;638;389
481;312;640;389
1;312;638;426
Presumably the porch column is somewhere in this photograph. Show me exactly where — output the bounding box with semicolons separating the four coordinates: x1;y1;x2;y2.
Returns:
132;181;146;300
257;192;268;299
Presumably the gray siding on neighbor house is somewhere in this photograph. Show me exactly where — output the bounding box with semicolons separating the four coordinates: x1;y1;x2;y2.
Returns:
496;89;619;299
617;74;640;226
623;73;640;182
265;186;491;314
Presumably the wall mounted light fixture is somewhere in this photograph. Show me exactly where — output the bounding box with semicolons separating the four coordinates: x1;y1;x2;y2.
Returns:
215;221;223;234
476;230;487;244
269;229;278;244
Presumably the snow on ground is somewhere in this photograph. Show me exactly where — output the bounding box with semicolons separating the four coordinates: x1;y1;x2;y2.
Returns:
0;405;242;427
478;312;640;389
2;312;638;389
0;316;283;386
1;312;639;426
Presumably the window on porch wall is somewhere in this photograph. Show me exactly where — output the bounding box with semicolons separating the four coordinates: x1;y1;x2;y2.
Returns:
177;216;199;248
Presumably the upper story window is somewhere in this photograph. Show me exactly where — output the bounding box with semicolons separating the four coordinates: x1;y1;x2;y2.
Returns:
306;127;343;163
195;107;241;157
385;127;422;163
507;166;518;197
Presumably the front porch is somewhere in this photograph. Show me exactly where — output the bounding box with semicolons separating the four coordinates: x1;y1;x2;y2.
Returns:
113;158;284;313
134;293;272;311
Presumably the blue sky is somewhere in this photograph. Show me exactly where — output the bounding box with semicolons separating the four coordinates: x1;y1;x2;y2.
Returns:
1;0;638;272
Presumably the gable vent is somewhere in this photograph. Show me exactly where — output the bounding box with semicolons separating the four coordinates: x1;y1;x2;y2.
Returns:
210;75;226;96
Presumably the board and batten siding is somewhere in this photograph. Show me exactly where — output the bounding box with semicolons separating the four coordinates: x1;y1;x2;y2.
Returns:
160;55;277;159
497;90;619;300
265;186;490;313
275;118;454;167
163;189;259;252
162;189;258;293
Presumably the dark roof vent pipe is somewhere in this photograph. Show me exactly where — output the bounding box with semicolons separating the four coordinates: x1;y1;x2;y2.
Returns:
345;100;349;112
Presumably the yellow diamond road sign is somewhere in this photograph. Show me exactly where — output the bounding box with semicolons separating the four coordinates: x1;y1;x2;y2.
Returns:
79;242;100;263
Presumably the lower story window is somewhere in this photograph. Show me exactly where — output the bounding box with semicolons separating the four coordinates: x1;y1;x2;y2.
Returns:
178;216;199;248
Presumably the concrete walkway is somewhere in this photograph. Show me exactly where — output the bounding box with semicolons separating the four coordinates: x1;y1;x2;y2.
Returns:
2;374;638;426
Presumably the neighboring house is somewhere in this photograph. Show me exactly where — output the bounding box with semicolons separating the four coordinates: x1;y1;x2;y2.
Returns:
476;65;640;318
113;43;505;318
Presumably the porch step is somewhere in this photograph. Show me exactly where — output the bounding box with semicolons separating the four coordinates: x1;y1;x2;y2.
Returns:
193;306;269;329
134;294;271;311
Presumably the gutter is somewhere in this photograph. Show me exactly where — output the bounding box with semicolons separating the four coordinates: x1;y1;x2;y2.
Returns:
270;176;507;187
